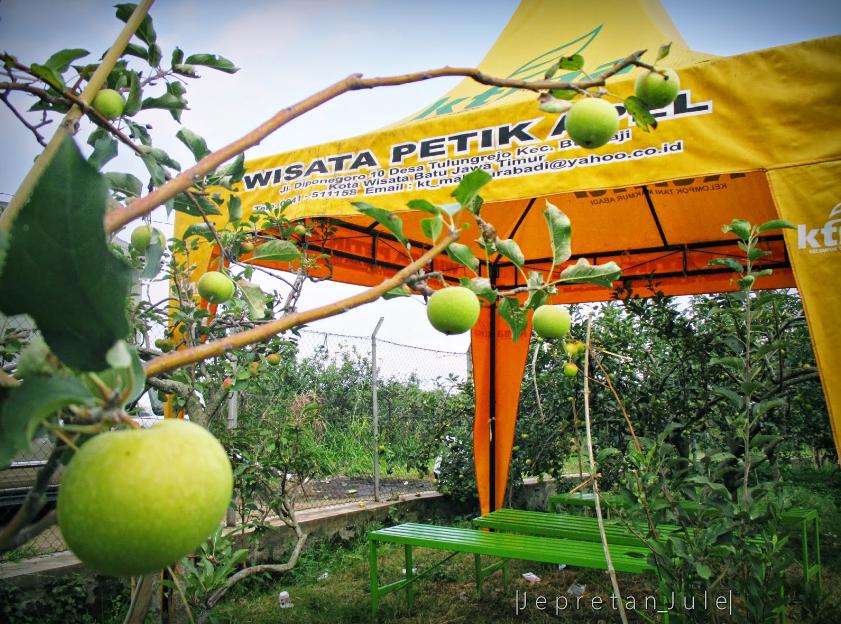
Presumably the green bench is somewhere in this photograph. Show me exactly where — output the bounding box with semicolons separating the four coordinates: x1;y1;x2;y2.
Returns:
547;493;821;590
368;522;660;618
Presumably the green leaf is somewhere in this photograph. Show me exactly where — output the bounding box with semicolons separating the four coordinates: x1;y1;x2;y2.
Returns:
558;54;585;71
122;42;148;61
451;168;492;211
124;70;142;117
104;172;142;198
104;342;146;405
695;562;712;580
656;43;672;63
558;258;621;288
30;63;64;91
141;93;188;113
382;286;411;300
537;94;573;114
176;128;211;162
544;200;571;264
44;48;89;74
406;199;441;216
0;376;96;468
550;88;577;100
251;240;301;262
496;238;524;269
753;399;785;421
459;276;497;305
723;219;752;242
88;136;118;170
139;151;167;186
126;120;151;146
757;219;795;233
446;242;479;274
420;217;443;243
215;154;246;183
624;95;658;132
236;278;269;320
712;386;742;407
140;239;164;279
171;192;222;217
115;4;157;46
171;47;185;66
184;53;240;74
182;223;215;241
710;356;743;372
352;202;406;245
0;134;132;371
524;272;547;310
746;247;771;261
172;64;198;78
708;257;743;273
498;297;528;342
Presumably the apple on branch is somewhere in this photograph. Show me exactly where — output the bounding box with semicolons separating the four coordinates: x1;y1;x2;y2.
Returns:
57;420;233;577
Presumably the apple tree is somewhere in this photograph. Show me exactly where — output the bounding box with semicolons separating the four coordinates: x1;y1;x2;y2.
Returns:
0;2;681;619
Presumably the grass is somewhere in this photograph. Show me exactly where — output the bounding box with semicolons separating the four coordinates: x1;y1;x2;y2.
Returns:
212;530;663;623
206;464;841;624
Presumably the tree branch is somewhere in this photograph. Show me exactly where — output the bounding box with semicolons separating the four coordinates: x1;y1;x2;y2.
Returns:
0;0;154;233
144;229;459;378
104;51;646;233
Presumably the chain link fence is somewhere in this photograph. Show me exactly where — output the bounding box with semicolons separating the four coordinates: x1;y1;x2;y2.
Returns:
0;327;472;561
241;327;472;512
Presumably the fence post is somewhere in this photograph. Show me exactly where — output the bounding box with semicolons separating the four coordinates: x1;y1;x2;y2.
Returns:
372;317;384;502
226;366;238;527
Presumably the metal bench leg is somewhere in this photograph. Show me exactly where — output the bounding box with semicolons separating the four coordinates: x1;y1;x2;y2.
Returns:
405;545;415;609
370;540;380;619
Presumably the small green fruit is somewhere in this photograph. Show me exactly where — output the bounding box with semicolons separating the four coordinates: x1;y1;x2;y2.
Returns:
197;271;235;304
92;89;125;119
57;420;232;576
249;361;260;374
524;459;532;465
563;362;579;377
378;445;386;453
634;68;680;109
565;98;619;149
532;305;572;340
154;338;173;353
240;240;255;253
293;224;308;237
427;287;481;335
521;433;529;440
266;353;281;365
130;225;164;253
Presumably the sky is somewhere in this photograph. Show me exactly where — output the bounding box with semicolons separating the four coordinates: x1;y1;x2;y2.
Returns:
1;0;840;352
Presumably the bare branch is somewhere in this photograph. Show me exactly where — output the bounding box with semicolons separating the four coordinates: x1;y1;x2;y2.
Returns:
104;51;646;233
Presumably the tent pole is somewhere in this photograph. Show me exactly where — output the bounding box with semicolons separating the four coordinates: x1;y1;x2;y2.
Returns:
489;302;497;512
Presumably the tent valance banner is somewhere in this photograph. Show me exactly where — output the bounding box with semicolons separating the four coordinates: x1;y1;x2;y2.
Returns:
173;0;841;515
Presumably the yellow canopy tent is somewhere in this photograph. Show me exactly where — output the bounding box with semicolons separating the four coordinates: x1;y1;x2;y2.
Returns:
175;0;841;515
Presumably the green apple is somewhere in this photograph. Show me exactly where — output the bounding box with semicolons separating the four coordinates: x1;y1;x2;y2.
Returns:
130;225;164;253
565;98;619;149
240;240;255;253
266;353;281;365
154;338;173;353
92;89;125;120
57;419;232;577
532;305;571;340
634;68;680;109
197;271;235;304
293;224;308;237
563;362;579;377
426;287;481;335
